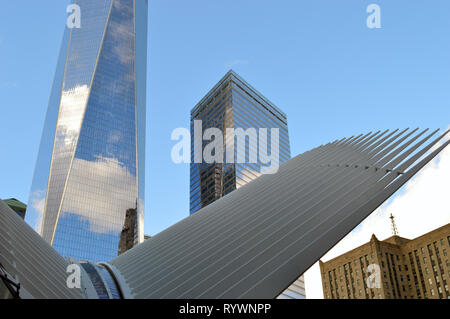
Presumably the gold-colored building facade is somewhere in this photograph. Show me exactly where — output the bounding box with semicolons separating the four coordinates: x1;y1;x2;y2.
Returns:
320;223;450;299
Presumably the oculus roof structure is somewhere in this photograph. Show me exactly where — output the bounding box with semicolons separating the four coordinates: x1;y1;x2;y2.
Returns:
1;128;449;299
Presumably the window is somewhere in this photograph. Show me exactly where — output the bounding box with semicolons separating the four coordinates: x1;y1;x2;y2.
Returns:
423;257;427;264
429;278;433;285
421;247;425;254
443;249;447;257
431;289;435;296
425;267;429;275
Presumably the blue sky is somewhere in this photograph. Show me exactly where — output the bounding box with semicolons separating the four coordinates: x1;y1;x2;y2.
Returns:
0;0;449;239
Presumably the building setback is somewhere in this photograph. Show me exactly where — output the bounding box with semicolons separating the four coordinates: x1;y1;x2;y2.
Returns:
320;223;450;299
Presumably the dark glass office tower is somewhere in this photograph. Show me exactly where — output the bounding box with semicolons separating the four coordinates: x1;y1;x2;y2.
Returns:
26;0;148;262
190;70;305;298
190;70;291;214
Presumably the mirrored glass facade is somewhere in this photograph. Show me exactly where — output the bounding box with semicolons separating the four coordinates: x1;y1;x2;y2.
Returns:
190;70;291;214
26;0;148;262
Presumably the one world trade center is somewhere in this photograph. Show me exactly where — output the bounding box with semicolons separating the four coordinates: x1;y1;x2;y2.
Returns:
26;0;148;262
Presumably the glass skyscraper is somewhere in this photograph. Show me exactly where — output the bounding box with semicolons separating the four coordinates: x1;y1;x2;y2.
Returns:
190;70;305;298
26;0;147;262
190;70;291;214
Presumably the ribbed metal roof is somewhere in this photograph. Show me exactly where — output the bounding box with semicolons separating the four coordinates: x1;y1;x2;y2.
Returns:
1;128;448;299
0;200;84;299
110;128;450;299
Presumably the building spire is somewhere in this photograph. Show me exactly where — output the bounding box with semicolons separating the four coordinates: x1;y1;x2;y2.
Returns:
390;213;399;236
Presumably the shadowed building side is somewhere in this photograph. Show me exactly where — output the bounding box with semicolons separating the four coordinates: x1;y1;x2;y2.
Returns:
118;208;138;255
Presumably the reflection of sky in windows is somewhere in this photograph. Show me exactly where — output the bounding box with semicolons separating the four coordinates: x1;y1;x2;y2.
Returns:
134;0;148;245
53;213;119;262
74;0;136;174
25;24;71;235
55;0;138;261
25;0;145;262
41;0;115;243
